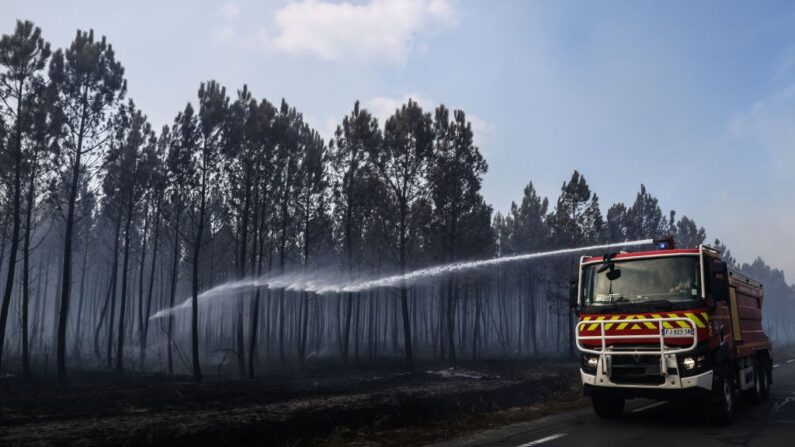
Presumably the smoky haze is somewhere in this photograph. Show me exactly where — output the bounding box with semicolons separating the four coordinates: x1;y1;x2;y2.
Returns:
0;18;794;384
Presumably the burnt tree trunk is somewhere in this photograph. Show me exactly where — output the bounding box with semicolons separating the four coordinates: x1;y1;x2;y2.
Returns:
115;197;135;372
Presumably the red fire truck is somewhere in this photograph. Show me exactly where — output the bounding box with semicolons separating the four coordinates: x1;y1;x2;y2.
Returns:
570;240;772;424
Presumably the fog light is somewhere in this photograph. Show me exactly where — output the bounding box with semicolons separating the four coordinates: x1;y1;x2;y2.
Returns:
682;357;696;370
586;356;599;368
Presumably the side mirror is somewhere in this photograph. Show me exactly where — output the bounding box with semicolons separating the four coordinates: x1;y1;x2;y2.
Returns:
709;260;730;302
569;274;579;308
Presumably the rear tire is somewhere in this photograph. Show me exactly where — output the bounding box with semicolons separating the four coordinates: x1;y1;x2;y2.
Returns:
592;393;625;419
744;358;763;403
712;366;735;425
760;357;771;400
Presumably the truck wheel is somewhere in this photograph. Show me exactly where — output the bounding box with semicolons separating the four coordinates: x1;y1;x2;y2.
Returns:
592;393;625;419
760;358;771;400
744;358;763;403
712;366;735;425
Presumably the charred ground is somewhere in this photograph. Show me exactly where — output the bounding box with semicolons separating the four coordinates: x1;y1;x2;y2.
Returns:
0;359;582;446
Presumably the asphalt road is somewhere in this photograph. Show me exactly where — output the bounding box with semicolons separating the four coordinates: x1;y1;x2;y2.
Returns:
435;358;795;447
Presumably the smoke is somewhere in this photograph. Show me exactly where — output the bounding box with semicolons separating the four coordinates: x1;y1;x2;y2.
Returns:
151;239;653;319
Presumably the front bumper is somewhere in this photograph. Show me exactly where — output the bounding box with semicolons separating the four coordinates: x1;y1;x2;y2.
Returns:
581;357;713;399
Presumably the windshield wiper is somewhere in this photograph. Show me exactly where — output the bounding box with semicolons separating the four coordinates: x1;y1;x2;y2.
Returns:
643;299;674;310
586;298;675;314
609;295;627;304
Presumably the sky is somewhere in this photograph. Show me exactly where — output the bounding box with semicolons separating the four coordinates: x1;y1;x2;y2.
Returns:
5;0;795;282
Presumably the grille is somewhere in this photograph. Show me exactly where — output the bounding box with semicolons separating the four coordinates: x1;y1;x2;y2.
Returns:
610;354;665;385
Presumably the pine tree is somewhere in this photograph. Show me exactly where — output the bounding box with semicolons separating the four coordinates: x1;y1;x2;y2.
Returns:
236;95;278;377
272;99;303;364
429;106;487;363
248;97;277;377
164;104;198;375
509;182;548;253
184;80;229;382
98;156;125;369
138;126;167;370
368;99;434;370
605;203;628;242
295;126;329;366
674;215;706;249
626;184;666;240
330;101;381;365
0;19;51;375
550;171;601;246
509;182;548;355
224;85;257;376
549;171;601;357
493;211;514;257
19;71;59;376
102;101;156;372
712;239;737;268
48;29;126;379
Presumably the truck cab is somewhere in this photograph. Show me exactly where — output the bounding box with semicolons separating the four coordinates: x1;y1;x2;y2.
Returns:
570;241;772;424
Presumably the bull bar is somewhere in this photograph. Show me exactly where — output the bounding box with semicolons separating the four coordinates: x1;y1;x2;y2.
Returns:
575;316;699;377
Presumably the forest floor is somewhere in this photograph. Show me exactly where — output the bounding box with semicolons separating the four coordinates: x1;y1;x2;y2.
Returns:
0;357;584;446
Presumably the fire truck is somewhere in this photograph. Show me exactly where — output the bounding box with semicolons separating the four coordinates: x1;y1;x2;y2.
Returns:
570;239;772;424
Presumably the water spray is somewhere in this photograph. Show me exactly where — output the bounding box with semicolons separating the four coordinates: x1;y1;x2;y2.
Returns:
334;239;654;293
151;239;654;319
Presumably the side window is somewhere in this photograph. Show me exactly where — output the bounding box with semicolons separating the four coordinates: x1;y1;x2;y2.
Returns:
693;261;701;291
582;268;593;303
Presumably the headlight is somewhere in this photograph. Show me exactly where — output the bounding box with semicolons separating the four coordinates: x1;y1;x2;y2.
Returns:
581;354;599;372
681;355;705;371
682;357;696;370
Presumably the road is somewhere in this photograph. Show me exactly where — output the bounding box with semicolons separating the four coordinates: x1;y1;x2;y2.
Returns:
434;358;795;447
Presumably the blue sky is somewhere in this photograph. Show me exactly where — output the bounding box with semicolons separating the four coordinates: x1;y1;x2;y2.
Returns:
6;0;795;280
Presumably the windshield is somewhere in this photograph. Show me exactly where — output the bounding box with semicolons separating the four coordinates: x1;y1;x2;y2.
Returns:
582;256;701;306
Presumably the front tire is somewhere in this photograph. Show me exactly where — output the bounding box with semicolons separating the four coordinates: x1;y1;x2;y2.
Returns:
592;393;625;419
712;366;735;425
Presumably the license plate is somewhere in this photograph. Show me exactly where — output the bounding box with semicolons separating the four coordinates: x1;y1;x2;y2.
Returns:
663;327;694;337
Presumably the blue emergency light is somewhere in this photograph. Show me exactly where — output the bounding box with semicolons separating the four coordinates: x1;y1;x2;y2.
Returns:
653;237;675;250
